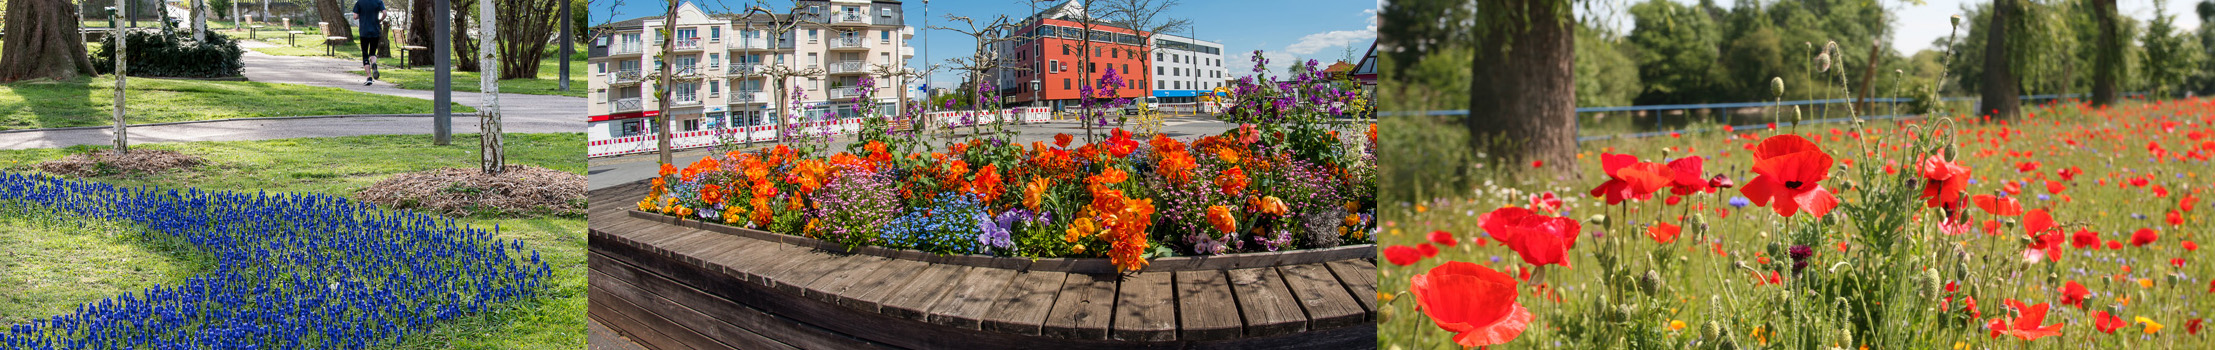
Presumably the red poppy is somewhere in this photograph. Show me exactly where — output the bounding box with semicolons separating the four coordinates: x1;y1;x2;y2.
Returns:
1590;153;1673;205
1666;156;1710;195
2167;210;2184;226
2185;240;2199;252
2059;281;2088;309
2058;166;2082;181
1530;160;1543;168
1647;222;1681;244
1409;261;1534;347
1479;207;1583;267
2094;310;2125;334
1740;135;1840;217
2189;318;2204;335
2109;241;2123;250
1418;243;1440;257
1383;245;1423;266
2071;229;2101;249
2044;181;2066;194
2132;228;2159;247
1429;230;1460;247
1918;155;1973;215
1973;194;2022;217
1987;299;2063;340
1529;192;1563;214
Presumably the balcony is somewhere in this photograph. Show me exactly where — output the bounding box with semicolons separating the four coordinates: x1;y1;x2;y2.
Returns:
671;65;699;77
826;61;867;74
610;70;644;85
829;13;869;26
729;90;766;104
827;37;867;50
672;95;703;107
610;44;645;55
727;64;764;75
728;40;791;50
612;98;643;112
672;38;702;51
827;86;869;100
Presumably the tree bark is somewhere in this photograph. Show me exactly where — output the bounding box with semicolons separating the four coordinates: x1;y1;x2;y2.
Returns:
0;0;96;82
480;0;504;174
410;0;436;66
2092;0;2119;107
316;0;353;41
1979;0;2021;119
1468;0;1579;178
452;0;481;72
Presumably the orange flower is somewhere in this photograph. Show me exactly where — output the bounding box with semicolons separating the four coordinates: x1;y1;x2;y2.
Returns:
659;163;678;177
1259;196;1290;216
749;197;774;227
1022;177;1050;211
1216;147;1241;164
701;184;725;205
1205;205;1237;234
969;164;1005;203
1065;217;1100;243
1216;166;1248;196
1106;198;1156;272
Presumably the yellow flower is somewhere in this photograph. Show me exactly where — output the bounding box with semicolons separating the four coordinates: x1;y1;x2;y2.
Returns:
1668;320;1686;332
1071;244;1086;254
1376;292;1395;303
2137;278;2154;288
2137;317;2164;334
1953;341;1966;350
1414;204;1428;213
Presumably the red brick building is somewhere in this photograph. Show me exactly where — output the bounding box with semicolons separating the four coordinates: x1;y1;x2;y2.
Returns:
997;18;1152;108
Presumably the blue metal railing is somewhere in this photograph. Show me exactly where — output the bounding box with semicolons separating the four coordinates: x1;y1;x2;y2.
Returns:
1385;92;2148;142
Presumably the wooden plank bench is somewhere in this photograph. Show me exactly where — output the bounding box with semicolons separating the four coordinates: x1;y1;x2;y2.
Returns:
587;179;1378;349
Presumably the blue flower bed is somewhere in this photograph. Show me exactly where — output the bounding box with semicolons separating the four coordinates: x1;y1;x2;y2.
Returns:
0;173;551;349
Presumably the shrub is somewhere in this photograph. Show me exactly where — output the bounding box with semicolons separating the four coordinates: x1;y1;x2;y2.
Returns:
93;28;245;78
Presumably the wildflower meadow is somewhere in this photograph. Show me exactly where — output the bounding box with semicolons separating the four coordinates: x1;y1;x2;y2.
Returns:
1378;99;2215;349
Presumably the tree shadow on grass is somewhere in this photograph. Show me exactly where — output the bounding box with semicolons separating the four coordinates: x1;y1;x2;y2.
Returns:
0;77;103;130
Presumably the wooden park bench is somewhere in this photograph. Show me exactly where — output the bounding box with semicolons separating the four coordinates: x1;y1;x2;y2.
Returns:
316;22;347;56
395;27;428;69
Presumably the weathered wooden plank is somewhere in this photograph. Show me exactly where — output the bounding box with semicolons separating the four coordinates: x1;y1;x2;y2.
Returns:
979;271;1068;336
923;267;1020;330
1227;267;1307;336
589;268;790;350
1043;272;1118;340
1111;271;1177;342
744;245;836;289
591;252;891;350
802;255;895;304
834;258;935;313
587;284;716;350
876;264;973;322
1324;259;1379;316
586;289;687;350
698;234;808;283
1174;269;1243;341
768;250;871;296
1279;263;1366;330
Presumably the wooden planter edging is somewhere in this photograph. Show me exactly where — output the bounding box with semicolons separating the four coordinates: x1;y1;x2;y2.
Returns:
626;209;1378;274
590;203;1379;349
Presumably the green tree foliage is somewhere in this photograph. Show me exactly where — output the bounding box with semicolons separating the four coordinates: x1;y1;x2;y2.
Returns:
1376;0;1469;79
1945;0;2135;99
1626;0;1722;104
1576;26;1640;108
2140;1;2200;97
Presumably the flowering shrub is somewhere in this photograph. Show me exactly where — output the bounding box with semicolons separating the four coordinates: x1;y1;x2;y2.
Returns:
0;173;550;348
640;55;1378;273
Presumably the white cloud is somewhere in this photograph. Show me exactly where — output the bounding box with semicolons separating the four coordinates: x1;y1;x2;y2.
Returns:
1284;8;1380;55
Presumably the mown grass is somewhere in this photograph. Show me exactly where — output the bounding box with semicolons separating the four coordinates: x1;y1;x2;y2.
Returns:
1378;99;2213;349
246;26;586;98
0;205;213;326
0;133;587;349
0;76;473;130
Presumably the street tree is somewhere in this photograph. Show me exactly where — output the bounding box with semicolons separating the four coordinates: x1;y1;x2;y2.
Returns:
0;0;95;82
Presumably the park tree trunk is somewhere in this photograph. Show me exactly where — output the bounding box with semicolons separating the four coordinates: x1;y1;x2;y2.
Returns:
0;0;96;82
1979;0;2021;119
453;0;481;72
480;0;505;174
315;0;354;41
494;0;559;79
2092;0;2119;107
410;0;436;66
654;0;676;165
1468;0;1580;178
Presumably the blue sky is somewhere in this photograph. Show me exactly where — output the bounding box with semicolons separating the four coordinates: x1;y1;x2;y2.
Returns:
590;0;1380;90
1589;0;2203;56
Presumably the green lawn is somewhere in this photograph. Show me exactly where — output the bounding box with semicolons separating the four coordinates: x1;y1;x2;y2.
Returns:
0;133;587;349
0;76;474;130
0;205;212;326
247;26;587;98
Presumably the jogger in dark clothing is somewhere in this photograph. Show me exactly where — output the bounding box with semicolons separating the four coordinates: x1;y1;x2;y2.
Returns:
353;0;388;86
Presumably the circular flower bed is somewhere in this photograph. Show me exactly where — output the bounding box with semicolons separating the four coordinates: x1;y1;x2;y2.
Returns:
639;54;1377;273
0;173;551;348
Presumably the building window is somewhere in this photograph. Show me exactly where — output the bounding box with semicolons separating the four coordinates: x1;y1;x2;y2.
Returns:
1156;52;1162;60
1088;62;1095;73
619;120;642;136
1110;49;1117;58
1063;78;1070;90
1157;66;1163;75
683;118;702;131
708;53;720;66
710;81;720;95
809;29;818;42
710;27;722;40
1049;60;1059;73
1062;46;1069;55
880;30;890;43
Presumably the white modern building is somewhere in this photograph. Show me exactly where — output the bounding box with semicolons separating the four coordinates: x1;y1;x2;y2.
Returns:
586;0;914;147
1146;32;1227;106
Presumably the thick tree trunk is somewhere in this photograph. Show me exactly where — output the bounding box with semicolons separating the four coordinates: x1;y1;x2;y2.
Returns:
410;0;436;66
0;0;97;82
1469;0;1579;178
1979;0;2021;119
2092;0;2119;107
316;0;353;41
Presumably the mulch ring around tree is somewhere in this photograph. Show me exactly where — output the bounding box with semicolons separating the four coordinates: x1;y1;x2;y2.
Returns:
35;149;206;177
359;165;586;217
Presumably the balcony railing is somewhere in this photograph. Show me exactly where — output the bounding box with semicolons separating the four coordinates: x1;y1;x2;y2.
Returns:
828;37;866;49
673;38;702;50
831;13;868;25
730;91;764;104
672;95;702;106
727;64;763;75
611;70;643;84
613;98;643;112
826;61;866;74
612;44;644;54
671;65;698;76
827;87;868;100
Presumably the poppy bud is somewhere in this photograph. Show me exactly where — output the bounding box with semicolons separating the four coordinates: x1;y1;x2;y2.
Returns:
1637;270;1664;296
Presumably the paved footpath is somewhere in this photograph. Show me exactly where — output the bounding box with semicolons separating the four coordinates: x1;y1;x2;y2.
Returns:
0;40;584;150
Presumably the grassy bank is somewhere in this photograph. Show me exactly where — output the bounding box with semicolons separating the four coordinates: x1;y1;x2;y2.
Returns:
0;76;473;130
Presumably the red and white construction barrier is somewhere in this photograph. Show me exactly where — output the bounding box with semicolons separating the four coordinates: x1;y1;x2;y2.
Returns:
587;109;1048;158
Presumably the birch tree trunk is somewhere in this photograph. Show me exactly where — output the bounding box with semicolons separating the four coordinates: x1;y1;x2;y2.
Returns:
479;0;505;174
